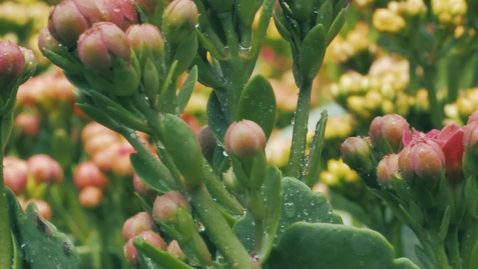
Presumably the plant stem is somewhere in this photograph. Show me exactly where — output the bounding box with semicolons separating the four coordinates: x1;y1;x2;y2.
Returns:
286;80;312;179
190;184;255;269
460;218;478;269
447;225;462;269
0;115;12;269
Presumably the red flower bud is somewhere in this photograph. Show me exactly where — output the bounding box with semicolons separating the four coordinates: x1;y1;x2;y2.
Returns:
224;120;267;159
74;161;108;189
398;138;445;182
124;231;167;264
152;191;191;223
122;212;153;241
468;110;478;125
3;157;28;195
376;154;399;187
340;137;375;174
369;114;410;153
70;0;138;30
27;154;64;184
48;0;89;47
126;23;164;69
464;122;478;151
78;22;130;74
163;0;199;44
78;186;103;208
167;240;185;260
133;174;155;197
0;41;24;90
14;113;39;137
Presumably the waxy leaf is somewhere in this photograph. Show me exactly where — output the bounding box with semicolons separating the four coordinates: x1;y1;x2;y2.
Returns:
299;24;326;81
207;92;229;146
177;66;198;115
134;237;194;269
265;222;420;269
236;75;276;138
130;153;175;194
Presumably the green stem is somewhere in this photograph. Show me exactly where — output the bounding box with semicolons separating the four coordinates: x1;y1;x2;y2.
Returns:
422;64;443;128
447;225;462;269
460;218;478;269
190;184;256;269
420;230;451;269
286;80;312;179
0;115;12;269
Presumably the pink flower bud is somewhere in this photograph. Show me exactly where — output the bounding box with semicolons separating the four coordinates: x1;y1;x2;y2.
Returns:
38;28;63;55
126;23;164;68
197;125;216;161
122;212;153;241
78;186;103;208
133;174;155;197
24;199;52;220
82;121;117;143
376;154;399;187
74;161;108;189
70;0;138;30
78;22;130;74
3;157;28;195
163;0;199;44
27;154;64;184
167;240;185;260
340;137;375;174
0;41;24;90
84;133;120;156
19;47;37;79
468;110;478;125
14;113;39;137
152;191;191;223
464;122;478;151
224;120;267;159
124;231;167;264
48;0;89;47
369;114;410;153
398;138;445;182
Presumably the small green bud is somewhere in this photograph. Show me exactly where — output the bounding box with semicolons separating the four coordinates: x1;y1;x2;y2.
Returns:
340;137;375;175
163;0;199;44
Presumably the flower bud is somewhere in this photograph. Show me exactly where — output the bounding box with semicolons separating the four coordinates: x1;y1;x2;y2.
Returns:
70;0;138;30
467;110;478;125
162;0;199;44
0;41;24;90
78;186;103;208
167;240;185;260
464;122;478;151
14;113;39;137
48;0;89;48
376;154;399;187
84;133;120;156
340;137;375;174
224;120;267;159
369;114;410;153
122;212;154;241
19;47;37;81
78;22;130;74
27;154;64;184
74;161;108;189
125;23;164;71
398;138;445;183
197;125;216;161
124;231;167;264
3;157;28;195
152;191;191;224
24;199;52;220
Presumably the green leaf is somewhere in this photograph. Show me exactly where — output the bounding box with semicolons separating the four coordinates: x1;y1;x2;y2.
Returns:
316;0;333;32
234;177;342;251
75;103;120;132
264;222;420;269
236;75;276;138
299;24;327;81
464;175;478;217
130;153;175;194
207;92;229;146
305;110;327;187
190;55;225;89
438;206;451;242
134;237;194;269
177;66;198;115
326;8;347;46
20;203;82;269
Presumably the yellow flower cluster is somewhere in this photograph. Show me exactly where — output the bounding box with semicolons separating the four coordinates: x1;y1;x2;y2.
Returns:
323;115;356;142
327;22;378;63
372;0;426;33
331;55;412;121
445;88;478;124
319;159;360;188
432;0;467;27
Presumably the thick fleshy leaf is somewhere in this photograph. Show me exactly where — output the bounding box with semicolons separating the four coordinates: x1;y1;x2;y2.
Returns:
236;75;276;138
264;222;420;269
207;91;229;146
130;153;175;194
299;24;326;81
134;237;193;269
177;66;198;115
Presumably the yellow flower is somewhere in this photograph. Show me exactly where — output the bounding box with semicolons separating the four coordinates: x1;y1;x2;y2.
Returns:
372;9;406;33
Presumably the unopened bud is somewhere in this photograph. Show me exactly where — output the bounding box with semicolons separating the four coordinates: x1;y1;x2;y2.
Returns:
0;41;24;91
340;137;375;174
122;212;154;241
74;161;108;189
376;154;399;187
467;110;478;125
27;154;64;184
197;125;216;161
152;191;191;224
162;0;199;44
126;23;164;70
78;186;103;208
3;157;28;195
14;113;39;137
48;0;89;48
167;240;185;260
133;174;155;197
224;120;267;159
124;231;167;264
369;114;410;153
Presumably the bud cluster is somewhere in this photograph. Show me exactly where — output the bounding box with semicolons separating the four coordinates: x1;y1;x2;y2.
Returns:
372;0;427;34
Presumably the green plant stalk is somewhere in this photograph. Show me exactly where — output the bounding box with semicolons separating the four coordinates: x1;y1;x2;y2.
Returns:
419;229;451;269
304;110;327;188
0;115;12;269
286;80;312;179
460;218;478;269
422;64;443;128
446;225;462;269
190;184;256;269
